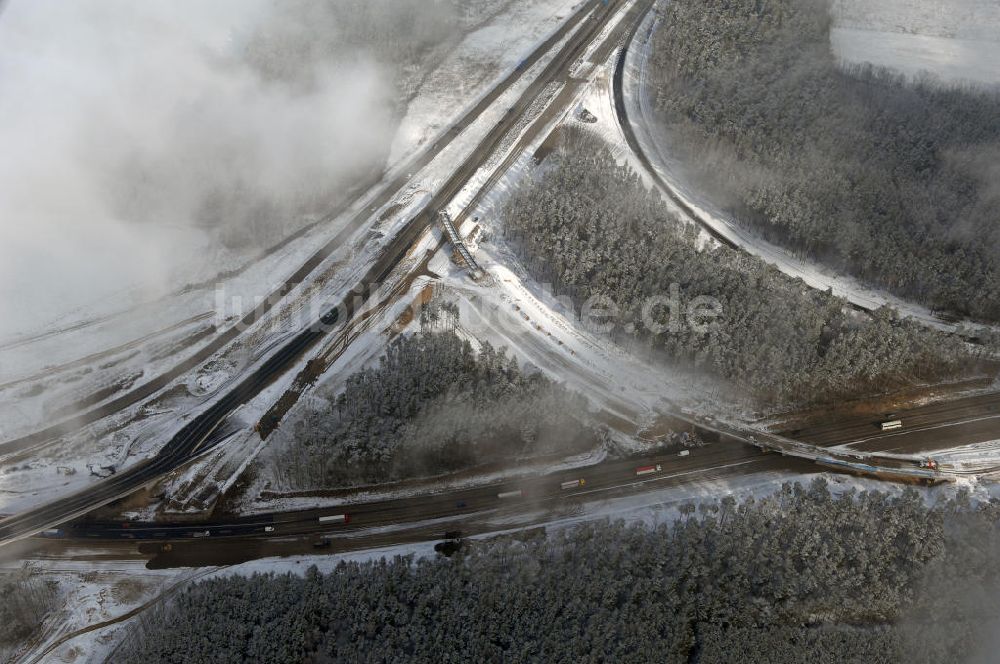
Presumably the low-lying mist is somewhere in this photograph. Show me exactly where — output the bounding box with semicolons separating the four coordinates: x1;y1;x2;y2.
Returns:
0;0;404;340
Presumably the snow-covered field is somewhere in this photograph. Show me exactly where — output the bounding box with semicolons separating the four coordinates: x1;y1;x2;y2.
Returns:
830;0;1000;88
832;0;1000;42
389;0;584;165
831;29;1000;89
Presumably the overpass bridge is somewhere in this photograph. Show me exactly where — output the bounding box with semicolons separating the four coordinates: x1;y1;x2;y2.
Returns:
439;211;486;280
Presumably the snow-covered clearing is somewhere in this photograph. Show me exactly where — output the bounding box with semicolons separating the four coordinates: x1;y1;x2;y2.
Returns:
0;549;210;664
830;0;1000;88
831;0;1000;40
831;29;1000;89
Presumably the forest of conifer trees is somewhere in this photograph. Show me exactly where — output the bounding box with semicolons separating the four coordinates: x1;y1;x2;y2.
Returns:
118;481;1000;663
500;129;987;405
646;0;1000;321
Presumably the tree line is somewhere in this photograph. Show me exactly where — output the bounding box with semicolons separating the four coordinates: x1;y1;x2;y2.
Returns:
116;480;1000;663
500;128;987;405
272;327;597;490
647;0;1000;321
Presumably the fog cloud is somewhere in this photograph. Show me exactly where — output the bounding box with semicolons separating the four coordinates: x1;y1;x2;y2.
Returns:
0;0;394;339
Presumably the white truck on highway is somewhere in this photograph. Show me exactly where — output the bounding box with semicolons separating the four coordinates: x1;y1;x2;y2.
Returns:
318;514;349;524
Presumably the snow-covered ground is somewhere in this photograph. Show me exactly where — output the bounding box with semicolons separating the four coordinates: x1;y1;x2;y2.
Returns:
830;29;1000;89
0;0;586;444
0;549;212;664
389;0;584;164
908;439;1000;474
442;253;731;425
0;0;605;514
831;0;1000;89
170;7;612;515
832;0;1000;41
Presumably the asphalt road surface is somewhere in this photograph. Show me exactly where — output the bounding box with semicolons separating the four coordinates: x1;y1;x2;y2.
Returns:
784;389;1000;455
35;438;817;569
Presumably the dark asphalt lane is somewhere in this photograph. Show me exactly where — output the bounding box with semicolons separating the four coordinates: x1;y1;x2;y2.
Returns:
782;390;1000;455
36;439;819;569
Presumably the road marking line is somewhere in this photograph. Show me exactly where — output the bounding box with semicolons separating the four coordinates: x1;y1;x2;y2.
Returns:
572;457;766;498
844;413;1000;447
